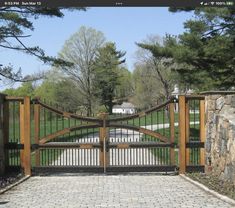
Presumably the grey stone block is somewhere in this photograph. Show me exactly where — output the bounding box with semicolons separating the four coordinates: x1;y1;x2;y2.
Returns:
216;97;225;110
205;137;211;152
231;96;235;108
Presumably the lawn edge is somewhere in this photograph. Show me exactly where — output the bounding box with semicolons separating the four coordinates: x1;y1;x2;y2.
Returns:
180;174;235;206
0;175;30;195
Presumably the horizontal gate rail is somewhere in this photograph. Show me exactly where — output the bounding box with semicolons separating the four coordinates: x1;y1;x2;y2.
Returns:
186;165;204;172
33;165;178;174
106;165;177;172
185;95;205;100
37;142;102;149
186;142;204;148
5;143;24;149
33;166;104;174
108;142;175;148
5;96;24;101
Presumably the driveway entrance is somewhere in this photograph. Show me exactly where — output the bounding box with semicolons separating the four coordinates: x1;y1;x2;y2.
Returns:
0;175;233;208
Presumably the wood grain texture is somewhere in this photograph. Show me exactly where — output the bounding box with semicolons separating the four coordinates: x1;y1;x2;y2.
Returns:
34;104;40;166
179;96;186;174
23;97;31;176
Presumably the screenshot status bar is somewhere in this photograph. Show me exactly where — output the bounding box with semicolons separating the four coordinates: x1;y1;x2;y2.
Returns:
0;0;234;7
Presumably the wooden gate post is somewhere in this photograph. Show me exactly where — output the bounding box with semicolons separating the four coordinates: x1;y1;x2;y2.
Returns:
34;102;40;167
200;100;205;166
99;113;109;171
20;97;31;176
179;95;186;174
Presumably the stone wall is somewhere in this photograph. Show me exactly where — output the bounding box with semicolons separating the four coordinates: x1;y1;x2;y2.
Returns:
204;92;235;185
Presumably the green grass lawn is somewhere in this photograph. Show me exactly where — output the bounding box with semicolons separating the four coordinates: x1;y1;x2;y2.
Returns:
110;110;199;129
110;110;170;126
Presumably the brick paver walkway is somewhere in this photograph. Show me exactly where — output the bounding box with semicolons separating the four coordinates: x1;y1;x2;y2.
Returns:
0;175;233;208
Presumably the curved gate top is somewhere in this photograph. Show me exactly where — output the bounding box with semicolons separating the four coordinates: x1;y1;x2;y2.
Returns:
2;94;206;175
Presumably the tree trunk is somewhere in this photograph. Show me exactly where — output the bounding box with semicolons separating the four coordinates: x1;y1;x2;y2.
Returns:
106;98;113;115
108;104;113;115
87;98;92;116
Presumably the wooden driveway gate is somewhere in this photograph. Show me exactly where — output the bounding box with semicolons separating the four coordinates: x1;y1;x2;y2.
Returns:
1;94;206;175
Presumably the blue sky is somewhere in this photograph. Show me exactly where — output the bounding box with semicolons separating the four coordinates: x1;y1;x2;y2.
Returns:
0;7;194;87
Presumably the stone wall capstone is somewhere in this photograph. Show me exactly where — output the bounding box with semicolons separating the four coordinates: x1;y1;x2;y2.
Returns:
204;92;235;185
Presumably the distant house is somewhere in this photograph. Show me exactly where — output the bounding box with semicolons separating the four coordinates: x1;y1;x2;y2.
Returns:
112;102;136;114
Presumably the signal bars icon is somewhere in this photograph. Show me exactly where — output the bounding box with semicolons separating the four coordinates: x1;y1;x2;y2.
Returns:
200;1;213;5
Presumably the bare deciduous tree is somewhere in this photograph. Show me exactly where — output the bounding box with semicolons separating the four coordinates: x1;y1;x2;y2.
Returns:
136;35;176;100
58;26;106;116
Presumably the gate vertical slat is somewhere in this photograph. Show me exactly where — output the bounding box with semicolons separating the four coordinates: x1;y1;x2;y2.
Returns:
34;103;40;166
200;100;205;166
20;101;25;169
185;101;190;165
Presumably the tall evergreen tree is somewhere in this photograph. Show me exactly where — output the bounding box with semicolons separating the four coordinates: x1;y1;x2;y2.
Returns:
93;42;126;114
138;8;235;90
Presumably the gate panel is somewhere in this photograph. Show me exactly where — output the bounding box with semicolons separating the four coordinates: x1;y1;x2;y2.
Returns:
106;98;177;172
5;98;21;172
31;99;103;173
185;96;205;173
108;143;172;166
32;98;179;173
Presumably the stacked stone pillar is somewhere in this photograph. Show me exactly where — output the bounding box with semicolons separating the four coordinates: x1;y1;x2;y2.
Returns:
202;91;235;185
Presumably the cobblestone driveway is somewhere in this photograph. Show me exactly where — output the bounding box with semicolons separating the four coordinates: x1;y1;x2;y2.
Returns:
0;175;233;208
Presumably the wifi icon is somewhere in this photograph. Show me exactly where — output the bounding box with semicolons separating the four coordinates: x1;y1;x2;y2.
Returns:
211;1;215;5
